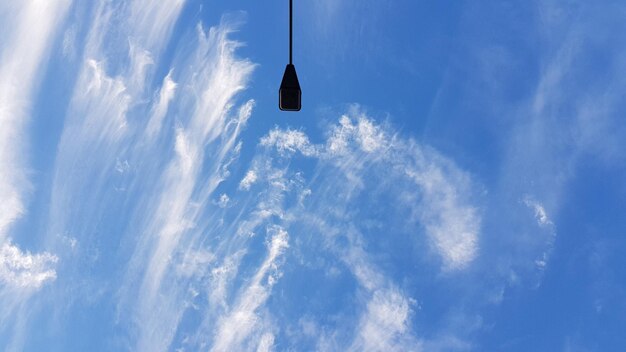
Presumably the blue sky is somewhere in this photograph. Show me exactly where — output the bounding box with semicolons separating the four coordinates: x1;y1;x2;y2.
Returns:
1;0;625;351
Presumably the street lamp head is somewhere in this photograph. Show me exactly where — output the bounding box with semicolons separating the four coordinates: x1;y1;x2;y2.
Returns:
279;64;301;111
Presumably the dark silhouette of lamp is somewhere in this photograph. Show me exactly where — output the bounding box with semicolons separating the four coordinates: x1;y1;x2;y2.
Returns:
279;0;301;111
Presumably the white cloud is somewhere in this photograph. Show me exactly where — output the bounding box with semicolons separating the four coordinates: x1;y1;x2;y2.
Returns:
256;333;275;352
32;3;256;350
146;71;177;138
244;110;480;349
209;250;246;311
326;113;386;155
355;117;386;153
0;243;58;290
115;159;131;174
217;194;230;208
523;196;553;227
127;17;255;352
523;196;557;273
240;108;481;349
264;111;481;271
0;0;71;241
405;165;479;271
62;24;77;59
127;41;155;91
211;226;289;352
128;0;186;54
349;289;420;352
176;247;215;278
0;4;69;348
326;116;351;155
240;170;258;190
336;239;422;351
260;128;318;157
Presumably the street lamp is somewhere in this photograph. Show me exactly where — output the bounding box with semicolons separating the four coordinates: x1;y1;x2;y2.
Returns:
279;0;301;111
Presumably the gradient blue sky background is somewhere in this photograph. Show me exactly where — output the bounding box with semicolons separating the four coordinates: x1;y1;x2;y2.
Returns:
1;1;625;351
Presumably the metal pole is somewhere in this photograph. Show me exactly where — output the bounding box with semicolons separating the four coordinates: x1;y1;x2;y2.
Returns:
289;0;293;65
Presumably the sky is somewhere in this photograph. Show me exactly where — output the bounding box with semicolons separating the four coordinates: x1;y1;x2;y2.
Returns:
1;0;625;351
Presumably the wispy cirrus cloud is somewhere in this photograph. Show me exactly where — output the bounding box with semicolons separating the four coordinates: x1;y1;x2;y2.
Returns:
408;2;626;347
259;110;480;271
522;196;557;273
0;0;70;326
0;2;71;350
349;288;418;352
1;1;622;350
231;108;481;350
0;0;70;241
211;226;289;352
1;3;486;351
478;0;626;288
0;243;58;289
42;2;255;349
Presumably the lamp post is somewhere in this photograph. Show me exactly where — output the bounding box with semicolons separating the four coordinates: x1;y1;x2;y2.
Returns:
279;0;301;111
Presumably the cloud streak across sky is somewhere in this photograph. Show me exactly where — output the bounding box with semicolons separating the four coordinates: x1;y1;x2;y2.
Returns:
0;1;70;340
